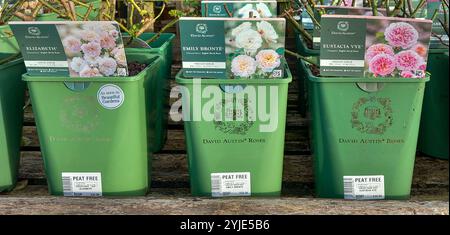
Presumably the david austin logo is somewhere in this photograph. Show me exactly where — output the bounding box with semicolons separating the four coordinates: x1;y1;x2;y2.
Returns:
196;23;208;34
212;5;222;14
351;97;393;135
337;21;349;32
28;27;41;36
170;80;280;133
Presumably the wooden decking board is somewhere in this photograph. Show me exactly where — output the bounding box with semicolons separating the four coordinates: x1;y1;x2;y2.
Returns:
1;29;448;215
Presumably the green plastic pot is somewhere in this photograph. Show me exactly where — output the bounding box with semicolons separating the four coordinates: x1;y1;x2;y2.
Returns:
418;49;449;159
126;33;175;153
303;61;429;200
0;58;26;192
22;54;162;196
0;25;20;58
176;63;292;197
294;31;320;57
294;30;319;117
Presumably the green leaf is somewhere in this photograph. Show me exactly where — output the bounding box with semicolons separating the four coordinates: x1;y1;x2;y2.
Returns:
235;48;244;55
375;32;385;40
276;47;285;55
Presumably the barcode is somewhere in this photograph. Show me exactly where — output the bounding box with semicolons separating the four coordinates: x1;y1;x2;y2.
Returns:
414;70;425;78
62;176;73;196
118;68;127;76
211;174;222;197
272;70;282;78
343;177;354;199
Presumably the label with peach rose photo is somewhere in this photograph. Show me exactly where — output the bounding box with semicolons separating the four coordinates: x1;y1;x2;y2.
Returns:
179;17;286;79
9;21;128;77
320;15;433;78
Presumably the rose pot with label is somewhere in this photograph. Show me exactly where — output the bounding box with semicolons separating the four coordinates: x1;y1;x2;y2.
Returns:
175;62;292;197
418;49;449;159
302;60;429;200
294;30;319;117
0;58;26;192
125;33;175;153
22;54;162;196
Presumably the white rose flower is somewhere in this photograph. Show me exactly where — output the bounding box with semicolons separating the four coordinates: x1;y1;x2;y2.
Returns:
231;55;257;78
255;49;281;73
257;21;278;44
113;50;127;66
84;55;101;67
237;4;254;16
256;3;273;18
240;9;261;18
235;29;263;54
231;22;252;37
69;57;88;73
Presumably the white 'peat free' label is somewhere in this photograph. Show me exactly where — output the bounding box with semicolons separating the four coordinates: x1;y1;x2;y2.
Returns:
343;175;385;200
211;172;251;197
62;172;103;197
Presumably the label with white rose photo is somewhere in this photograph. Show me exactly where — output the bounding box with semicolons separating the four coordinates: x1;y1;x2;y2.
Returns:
9;21;128;77
201;1;277;18
179;17;286;79
320;15;433;78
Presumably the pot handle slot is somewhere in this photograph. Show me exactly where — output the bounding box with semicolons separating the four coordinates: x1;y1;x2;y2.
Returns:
64;82;91;92
356;82;385;93
219;84;247;93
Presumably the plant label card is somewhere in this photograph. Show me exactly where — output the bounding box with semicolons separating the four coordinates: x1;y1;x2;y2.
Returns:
201;1;277;18
9;21;128;77
312;6;387;49
180;17;286;79
320;15;433;78
427;0;449;49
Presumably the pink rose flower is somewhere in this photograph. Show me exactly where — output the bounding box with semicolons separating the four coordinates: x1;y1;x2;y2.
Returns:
395;50;424;71
81;30;100;42
63;36;81;53
81;42;102;58
109;30;119;39
400;71;414;78
99;32;116;50
79;66;102;77
98;57;118;76
385;22;419;49
412;43;428;57
418;63;427;70
365;44;395;62
368;54;396;77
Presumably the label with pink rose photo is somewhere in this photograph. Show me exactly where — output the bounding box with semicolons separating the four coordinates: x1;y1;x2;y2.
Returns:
9;21;128;77
179;17;286;79
320;15;433;78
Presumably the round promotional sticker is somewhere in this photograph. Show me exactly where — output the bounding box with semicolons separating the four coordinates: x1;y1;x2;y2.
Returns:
97;84;125;109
